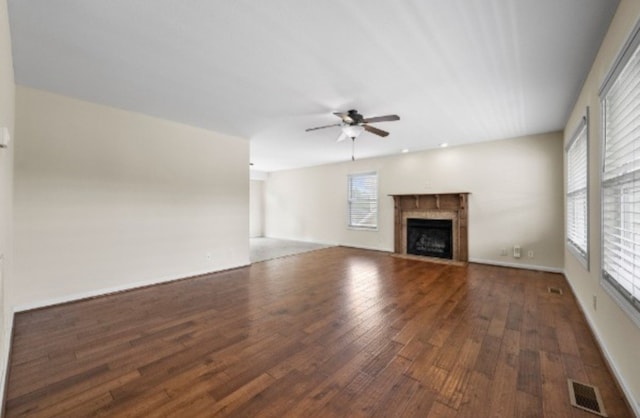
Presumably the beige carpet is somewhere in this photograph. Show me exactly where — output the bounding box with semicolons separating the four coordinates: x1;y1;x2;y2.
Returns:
250;237;334;263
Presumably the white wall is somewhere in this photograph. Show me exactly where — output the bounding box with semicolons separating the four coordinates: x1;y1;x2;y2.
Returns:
250;179;264;237
564;0;640;413
0;0;14;405
265;132;564;271
12;87;250;309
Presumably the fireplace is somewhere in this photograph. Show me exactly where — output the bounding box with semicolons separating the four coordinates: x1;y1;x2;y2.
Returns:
390;193;469;263
406;218;453;259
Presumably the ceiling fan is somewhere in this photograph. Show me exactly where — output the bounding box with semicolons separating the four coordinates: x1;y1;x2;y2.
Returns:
305;109;400;142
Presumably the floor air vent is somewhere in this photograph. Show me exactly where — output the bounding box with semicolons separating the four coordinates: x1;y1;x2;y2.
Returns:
568;379;607;417
548;287;563;295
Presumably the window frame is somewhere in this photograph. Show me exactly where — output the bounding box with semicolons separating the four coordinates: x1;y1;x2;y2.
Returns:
599;17;640;328
347;172;378;231
566;110;589;270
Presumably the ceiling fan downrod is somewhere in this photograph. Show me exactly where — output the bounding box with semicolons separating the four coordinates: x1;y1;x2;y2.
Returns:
352;137;355;161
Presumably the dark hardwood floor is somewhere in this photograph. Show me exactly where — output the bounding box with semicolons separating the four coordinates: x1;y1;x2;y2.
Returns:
4;247;633;417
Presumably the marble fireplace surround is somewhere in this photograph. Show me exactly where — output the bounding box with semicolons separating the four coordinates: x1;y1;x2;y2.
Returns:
390;193;469;263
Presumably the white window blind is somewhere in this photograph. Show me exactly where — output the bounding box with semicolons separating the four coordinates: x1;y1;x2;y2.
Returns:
348;172;378;229
600;23;640;317
566;116;588;265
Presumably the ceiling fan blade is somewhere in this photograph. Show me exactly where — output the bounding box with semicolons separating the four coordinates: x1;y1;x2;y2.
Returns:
305;123;342;132
363;114;400;123
336;132;348;142
333;112;354;124
364;124;389;137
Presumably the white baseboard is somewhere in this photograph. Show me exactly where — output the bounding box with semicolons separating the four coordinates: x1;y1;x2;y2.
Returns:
14;264;249;313
469;258;564;273
259;236;340;248
339;244;392;253
0;309;14;413
563;272;640;417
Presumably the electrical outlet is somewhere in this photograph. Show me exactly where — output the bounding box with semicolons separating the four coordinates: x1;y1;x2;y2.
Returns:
500;248;507;256
527;250;534;258
593;295;597;311
206;252;212;260
513;245;521;258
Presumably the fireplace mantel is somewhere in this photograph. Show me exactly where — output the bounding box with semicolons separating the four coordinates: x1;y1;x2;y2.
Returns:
390;193;469;262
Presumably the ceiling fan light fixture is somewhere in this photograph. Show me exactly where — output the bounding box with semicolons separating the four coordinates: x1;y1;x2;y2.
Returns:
342;125;365;139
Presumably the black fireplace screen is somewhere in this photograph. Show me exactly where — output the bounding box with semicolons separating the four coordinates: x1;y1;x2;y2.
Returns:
406;218;453;259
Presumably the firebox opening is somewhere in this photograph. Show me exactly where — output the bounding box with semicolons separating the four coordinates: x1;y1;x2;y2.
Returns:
406;218;453;259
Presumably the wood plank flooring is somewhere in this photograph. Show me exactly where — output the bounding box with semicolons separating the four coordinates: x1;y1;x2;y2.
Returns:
4;247;633;417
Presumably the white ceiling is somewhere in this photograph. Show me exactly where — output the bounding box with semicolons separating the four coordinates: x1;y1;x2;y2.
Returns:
8;0;618;172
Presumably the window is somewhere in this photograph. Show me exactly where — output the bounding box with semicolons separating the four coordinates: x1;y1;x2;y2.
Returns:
348;172;378;229
566;113;589;267
600;19;640;322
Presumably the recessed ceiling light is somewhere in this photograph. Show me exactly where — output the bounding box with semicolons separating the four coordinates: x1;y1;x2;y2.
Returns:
401;149;409;153
439;143;448;148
